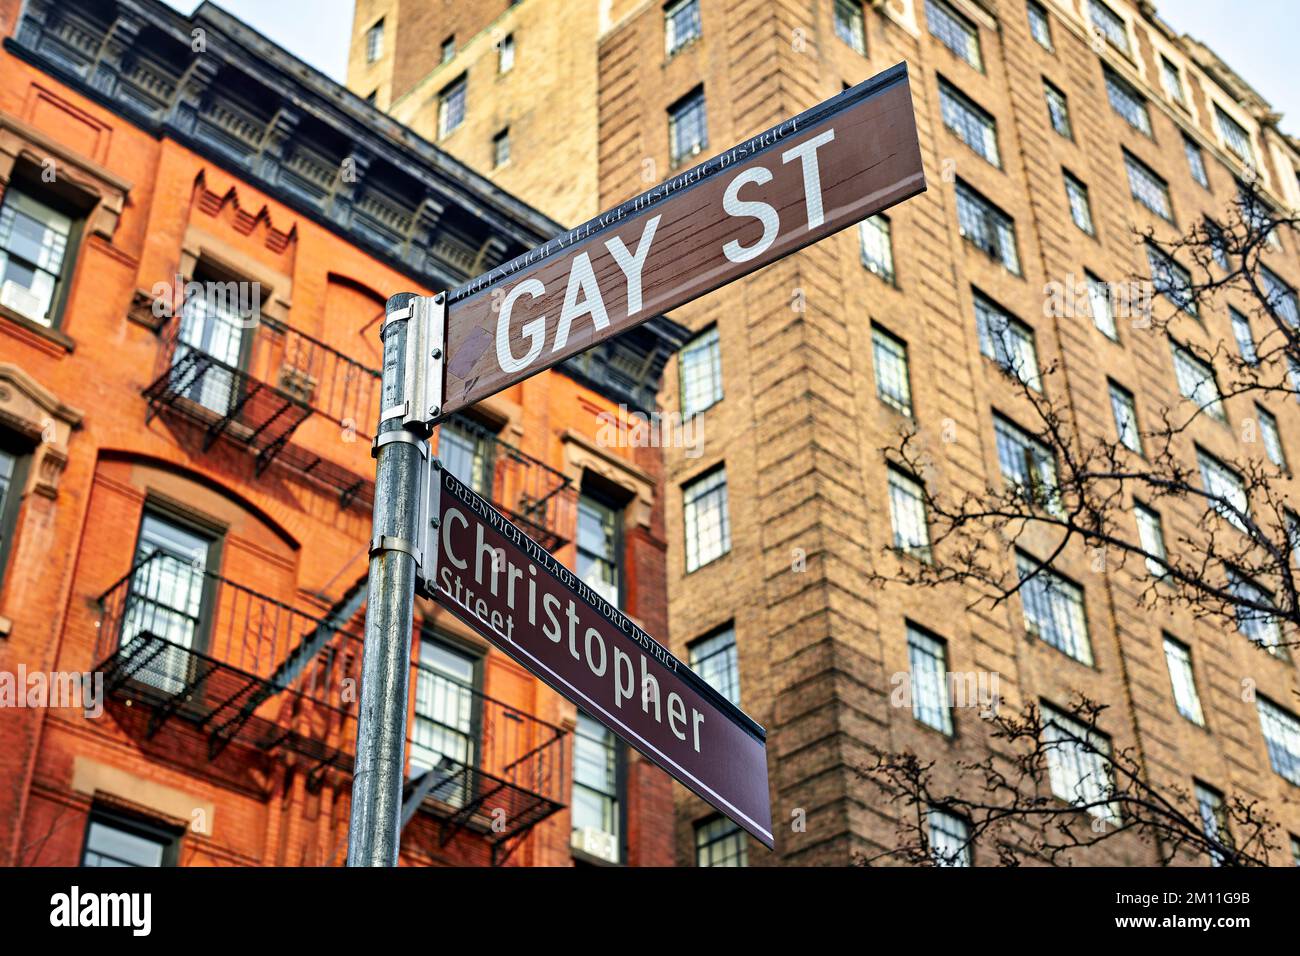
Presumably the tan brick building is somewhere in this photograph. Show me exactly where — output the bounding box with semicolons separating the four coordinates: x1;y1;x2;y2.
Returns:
353;0;1300;866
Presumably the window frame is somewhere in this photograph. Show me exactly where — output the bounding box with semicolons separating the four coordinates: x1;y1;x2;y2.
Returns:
571;710;627;864
939;77;1000;167
0;436;32;593
1016;553;1093;665
871;323;913;416
664;0;703;56
0;176;87;331
833;0;867;56
668;86;709;166
365;18;384;63
577;486;625;608
1026;0;1053;51
1123;150;1174;223
683;466;731;573
1162;634;1205;726
80;806;182;868
437;74;468;139
679;324;724;417
695;814;748;866
1063;169;1095;236
1103;66;1151;136
1043;79;1072;140
907;623;952;734
688;623;740;706
926;0;983;71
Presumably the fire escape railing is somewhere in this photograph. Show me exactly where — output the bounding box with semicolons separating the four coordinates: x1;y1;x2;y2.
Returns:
143;306;381;507
94;552;568;860
438;414;578;551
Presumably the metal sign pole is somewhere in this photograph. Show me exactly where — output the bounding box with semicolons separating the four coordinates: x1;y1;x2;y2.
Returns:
348;291;443;866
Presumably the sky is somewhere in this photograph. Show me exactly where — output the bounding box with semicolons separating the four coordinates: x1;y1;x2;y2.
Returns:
166;0;1298;134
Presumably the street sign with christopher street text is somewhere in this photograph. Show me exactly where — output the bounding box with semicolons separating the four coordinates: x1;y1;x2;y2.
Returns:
436;61;925;416
423;467;775;847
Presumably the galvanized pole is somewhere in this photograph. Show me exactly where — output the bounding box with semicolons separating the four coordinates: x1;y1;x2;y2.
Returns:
347;291;441;866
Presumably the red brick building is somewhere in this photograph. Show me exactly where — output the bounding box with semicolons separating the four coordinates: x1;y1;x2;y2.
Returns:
0;0;685;867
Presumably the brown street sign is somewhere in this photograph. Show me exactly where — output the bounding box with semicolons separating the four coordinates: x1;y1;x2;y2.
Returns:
439;61;925;416
423;465;774;848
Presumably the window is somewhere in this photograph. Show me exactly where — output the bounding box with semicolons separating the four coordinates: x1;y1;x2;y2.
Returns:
1262;267;1300;328
0;445;28;590
498;33;515;73
440;35;456;64
1104;67;1150;135
1148;245;1196;315
1256;405;1286;468
1064;171;1094;235
680;326;723;416
1026;0;1052;50
0;186;74;327
1042;703;1118;822
927;809;970;866
695;815;747;866
81;811;178;867
1109;382;1142;454
1124;151;1173;222
1134;504;1167;579
926;0;981;70
1230;308;1257;365
1184;135;1209;188
1017;555;1092;664
1257;696;1300;786
1216;106;1254;163
1163;636;1204;725
171;265;250;413
995;415;1058;513
438;417;494;496
668;88;708;164
1198;449;1248;532
684;467;730;571
859;215;895;283
365;18;384;63
908;624;951;733
1229;572;1284;654
955;180;1020;274
437;75;467;138
1086;272;1117;340
1171;343;1224;421
123;510;217;695
833;0;866;55
871;325;912;415
888;467;931;561
975;291;1040;388
1292;834;1300;867
493;128;511;167
1195;782;1231;866
940;79;999;166
1160;56;1186;107
1044;80;1072;139
689;626;740;705
1205;218;1231;270
411;637;478;807
1088;0;1130;56
665;0;702;55
577;492;621;606
572;712;621;861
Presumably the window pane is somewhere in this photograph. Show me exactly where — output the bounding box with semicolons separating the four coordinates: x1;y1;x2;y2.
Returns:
82;820;169;868
995;415;1058;512
1109;383;1141;453
872;326;911;415
956;180;1019;274
1027;0;1052;49
1042;703;1118;821
889;468;930;561
1184;135;1209;188
1163;636;1204;725
1044;82;1072;139
680;326;723;416
1172;344;1224;420
940;80;999;166
908;625;951;733
1216;106;1254;162
1065;173;1094;235
1257;406;1286;468
1089;0;1129;55
665;0;702;55
927;808;970;866
834;0;866;55
684;468;730;571
1229;572;1282;653
859;215;894;282
411;638;477;806
0;188;72;324
927;0;982;69
1197;450;1248;532
975;292;1039;388
438;78;467;137
577;494;620;606
1148;245;1196;315
1104;67;1150;134
1258;697;1300;786
1230;308;1257;365
690;627;740;705
1017;555;1092;664
572;712;620;849
696;815;747;866
669;89;708;164
1134;504;1167;578
1087;274;1116;339
1124;152;1172;221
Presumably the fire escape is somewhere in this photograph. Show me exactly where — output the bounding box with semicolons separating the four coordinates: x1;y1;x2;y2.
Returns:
95;552;570;865
143;294;382;508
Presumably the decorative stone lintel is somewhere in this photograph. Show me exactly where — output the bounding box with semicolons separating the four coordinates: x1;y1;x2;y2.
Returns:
0;363;84;499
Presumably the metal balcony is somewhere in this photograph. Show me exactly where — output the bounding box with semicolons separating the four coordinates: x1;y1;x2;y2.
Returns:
143;303;381;508
436;414;577;551
94;552;568;862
